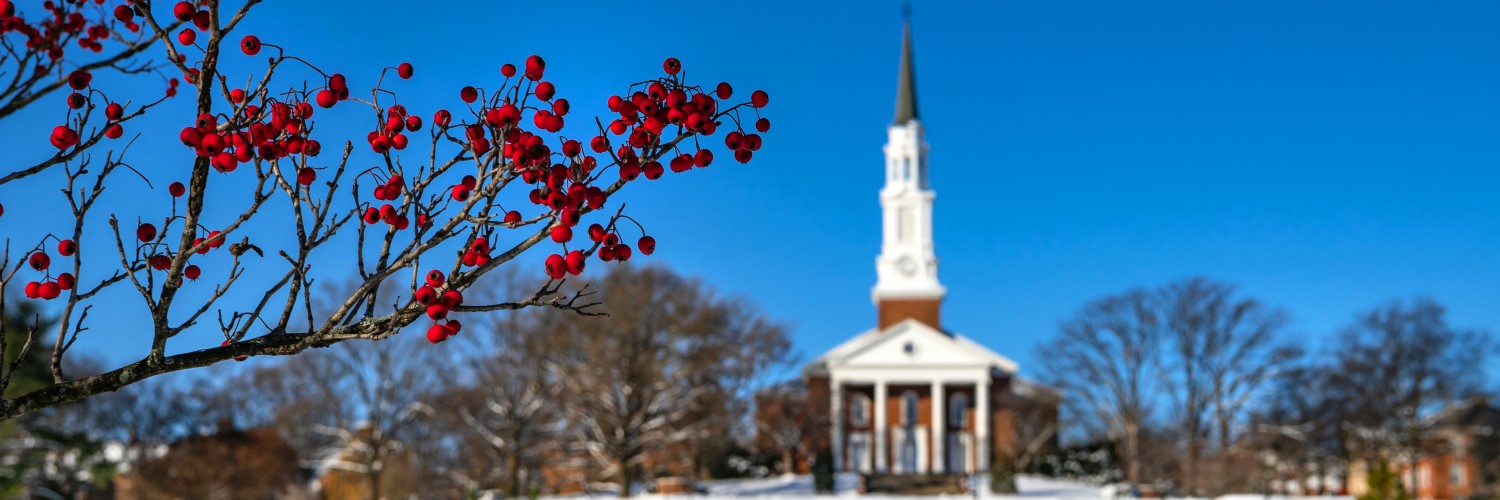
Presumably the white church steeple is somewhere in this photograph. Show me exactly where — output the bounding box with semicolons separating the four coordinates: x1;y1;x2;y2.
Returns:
873;19;945;328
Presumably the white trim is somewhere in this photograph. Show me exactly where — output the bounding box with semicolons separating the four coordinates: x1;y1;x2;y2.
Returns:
931;381;945;474
874;381;889;473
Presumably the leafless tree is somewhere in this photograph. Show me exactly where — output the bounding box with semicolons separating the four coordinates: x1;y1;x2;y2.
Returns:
546;264;789;497
1036;288;1160;484
432;270;563;497
1158;277;1297;495
1329;298;1492;492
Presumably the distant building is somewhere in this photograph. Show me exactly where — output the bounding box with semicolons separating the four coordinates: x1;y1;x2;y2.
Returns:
788;19;1060;477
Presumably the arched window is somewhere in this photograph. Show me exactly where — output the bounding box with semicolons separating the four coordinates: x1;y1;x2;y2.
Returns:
950;393;968;428
901;390;919;426
851;393;871;427
903;157;912;181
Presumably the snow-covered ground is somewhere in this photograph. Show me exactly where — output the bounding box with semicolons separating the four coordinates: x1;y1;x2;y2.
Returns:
546;473;1110;499
542;474;1354;500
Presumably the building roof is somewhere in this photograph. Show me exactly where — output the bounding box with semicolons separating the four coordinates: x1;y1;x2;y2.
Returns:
803;318;1019;376
892;20;919;125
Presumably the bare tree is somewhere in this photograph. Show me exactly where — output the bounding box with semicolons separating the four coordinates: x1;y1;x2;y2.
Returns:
1037;288;1160;484
547;264;789;497
437;282;563;497
1158;277;1297;495
1330;298;1492;492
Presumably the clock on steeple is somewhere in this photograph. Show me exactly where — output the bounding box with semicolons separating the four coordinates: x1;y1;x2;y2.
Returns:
872;19;944;331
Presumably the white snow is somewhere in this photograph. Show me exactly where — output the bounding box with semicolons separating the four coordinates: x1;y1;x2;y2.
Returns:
539;474;1353;500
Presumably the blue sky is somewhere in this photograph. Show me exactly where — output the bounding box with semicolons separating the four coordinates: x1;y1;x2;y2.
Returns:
2;0;1498;384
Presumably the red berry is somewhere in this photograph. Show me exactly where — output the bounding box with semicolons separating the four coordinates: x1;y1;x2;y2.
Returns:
500;63;516;78
28;252;50;271
452;185;471;202
441;290;463;308
460;86;478;103
363;207;380;224
113;5;133;22
178;28;196;46
694;149;714;168
297;167;316;185
172;2;193;21
751;90;769;108
445;320;463;335
405;116;422;132
663;57;682;75
614;244;632;261
427;324;450;344
50;126;79;150
136;223;157;242
638;236;656;255
426;269;446;288
756;117;771;133
503;211;522;225
316;90;337;108
230;88;246;103
416;285;437;305
397;62;414;79
24;281;40;299
716;82;733;100
105;103;124;121
38;282;61;300
426;303;449;321
587;224;606;242
551;225;572;243
535;81;556;101
104;123;123;139
57;273;75;290
434;109;451;128
240;35;261;55
67;70;92;91
58;240;77;256
565;250;585;275
524;55;545;81
544;253;566;279
184;265;201;280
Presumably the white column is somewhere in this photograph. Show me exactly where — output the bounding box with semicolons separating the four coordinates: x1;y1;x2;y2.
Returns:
831;381;844;472
874;380;888;473
975;377;991;473
931;381;945;474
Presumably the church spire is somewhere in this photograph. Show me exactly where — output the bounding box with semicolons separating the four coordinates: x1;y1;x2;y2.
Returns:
892;14;919;125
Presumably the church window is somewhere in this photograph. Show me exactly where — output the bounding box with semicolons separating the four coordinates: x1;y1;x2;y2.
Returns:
902;390;919;425
950;393;968;428
851;393;871;427
903;157;912;181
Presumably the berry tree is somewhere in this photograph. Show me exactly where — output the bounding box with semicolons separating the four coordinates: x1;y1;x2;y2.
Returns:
0;0;772;421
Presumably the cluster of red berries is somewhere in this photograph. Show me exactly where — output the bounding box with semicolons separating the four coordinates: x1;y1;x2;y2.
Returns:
1;0;125;61
178;102;322;173
20;239;79;300
366;102;421;153
416;270;464;343
168;1;214;47
361;174;430;230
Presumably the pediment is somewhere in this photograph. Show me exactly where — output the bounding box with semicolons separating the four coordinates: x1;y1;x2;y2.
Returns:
828;319;1018;372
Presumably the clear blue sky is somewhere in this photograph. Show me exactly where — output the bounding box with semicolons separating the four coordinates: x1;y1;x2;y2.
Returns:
1;0;1497;383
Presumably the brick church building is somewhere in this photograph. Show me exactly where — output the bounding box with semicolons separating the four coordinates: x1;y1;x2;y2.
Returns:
768;19;1060;478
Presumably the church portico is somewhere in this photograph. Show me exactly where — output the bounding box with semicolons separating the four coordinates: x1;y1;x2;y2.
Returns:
828;370;992;475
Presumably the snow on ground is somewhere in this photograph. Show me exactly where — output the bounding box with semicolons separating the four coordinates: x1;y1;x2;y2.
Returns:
543;474;1354;500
